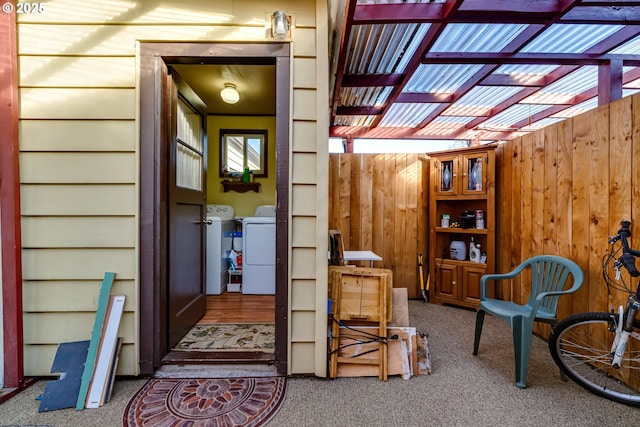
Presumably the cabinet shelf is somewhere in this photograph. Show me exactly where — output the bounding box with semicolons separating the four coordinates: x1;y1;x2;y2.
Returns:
435;195;487;201
435;227;487;234
222;180;261;193
435;258;488;268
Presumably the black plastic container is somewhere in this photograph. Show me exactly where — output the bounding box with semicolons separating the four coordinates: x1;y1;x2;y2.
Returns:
459;210;476;228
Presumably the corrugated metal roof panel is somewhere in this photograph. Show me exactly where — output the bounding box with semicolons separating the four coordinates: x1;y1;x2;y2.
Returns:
405;64;484;93
624;88;640;97
520;117;564;131
430;24;528;53
339;86;393;107
627;79;640;89
551;98;598;118
521;66;597;104
480;103;552;130
431;116;476;125
346;23;431;74
444;86;523;116
494;64;560;76
396;24;431;72
379;103;440;127
415;116;476;136
334;115;377;127
330;1;640;142
626;77;640;89
610;34;640;54
521;24;624;53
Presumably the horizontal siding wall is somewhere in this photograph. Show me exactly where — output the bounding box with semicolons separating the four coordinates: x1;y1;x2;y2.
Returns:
18;0;140;374
17;0;326;376
290;0;328;376
19;58;137;375
496;93;640;338
328;153;429;299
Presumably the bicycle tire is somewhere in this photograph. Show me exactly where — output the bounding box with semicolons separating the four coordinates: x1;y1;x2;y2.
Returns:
549;312;640;406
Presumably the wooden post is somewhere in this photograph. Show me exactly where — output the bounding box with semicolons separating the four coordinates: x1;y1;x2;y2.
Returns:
598;59;623;105
0;3;24;390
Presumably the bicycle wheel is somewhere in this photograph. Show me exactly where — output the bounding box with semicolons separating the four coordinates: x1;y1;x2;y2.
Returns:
549;312;640;406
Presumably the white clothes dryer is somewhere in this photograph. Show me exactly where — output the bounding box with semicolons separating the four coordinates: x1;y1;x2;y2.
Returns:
206;204;235;295
242;206;276;294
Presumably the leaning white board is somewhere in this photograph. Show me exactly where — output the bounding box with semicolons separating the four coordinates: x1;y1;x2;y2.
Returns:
85;295;125;409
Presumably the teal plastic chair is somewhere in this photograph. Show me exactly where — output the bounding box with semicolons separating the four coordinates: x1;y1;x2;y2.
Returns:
472;255;583;388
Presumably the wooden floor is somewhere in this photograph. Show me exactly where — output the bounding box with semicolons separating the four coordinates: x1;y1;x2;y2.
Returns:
164;293;276;362
199;293;275;323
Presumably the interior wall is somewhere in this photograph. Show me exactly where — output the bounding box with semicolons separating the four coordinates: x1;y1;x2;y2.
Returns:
207;115;276;217
328;153;429;299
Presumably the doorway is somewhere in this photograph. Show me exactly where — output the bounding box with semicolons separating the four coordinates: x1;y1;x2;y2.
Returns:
138;42;290;376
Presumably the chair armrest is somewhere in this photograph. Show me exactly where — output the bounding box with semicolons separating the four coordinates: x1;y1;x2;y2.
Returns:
547;278;583;296
479;273;520;300
479;274;509;300
531;279;583;312
479;262;531;300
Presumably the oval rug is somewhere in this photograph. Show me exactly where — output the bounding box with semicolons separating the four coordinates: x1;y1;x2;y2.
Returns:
123;377;286;426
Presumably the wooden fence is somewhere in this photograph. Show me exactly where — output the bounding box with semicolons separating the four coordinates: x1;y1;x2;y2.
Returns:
497;94;640;336
328;153;429;299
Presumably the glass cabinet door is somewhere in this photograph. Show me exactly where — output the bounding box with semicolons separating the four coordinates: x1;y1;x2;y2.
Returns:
462;153;487;195
435;156;459;195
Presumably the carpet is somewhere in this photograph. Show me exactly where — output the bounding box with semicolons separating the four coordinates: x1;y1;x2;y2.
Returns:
174;323;275;352
123;377;286;427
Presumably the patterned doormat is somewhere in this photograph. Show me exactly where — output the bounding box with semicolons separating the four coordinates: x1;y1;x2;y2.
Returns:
174;323;275;352
123;377;286;426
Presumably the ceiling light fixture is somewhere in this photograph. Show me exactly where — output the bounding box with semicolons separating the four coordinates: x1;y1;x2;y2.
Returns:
271;11;290;39
220;83;239;104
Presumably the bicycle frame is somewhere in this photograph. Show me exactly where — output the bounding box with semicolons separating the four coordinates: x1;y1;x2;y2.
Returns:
611;295;640;367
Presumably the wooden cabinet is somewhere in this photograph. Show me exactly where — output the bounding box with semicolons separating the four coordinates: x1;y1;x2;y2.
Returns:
428;145;496;309
434;151;488;196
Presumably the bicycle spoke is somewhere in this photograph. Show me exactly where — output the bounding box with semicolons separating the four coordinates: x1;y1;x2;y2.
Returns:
549;312;640;406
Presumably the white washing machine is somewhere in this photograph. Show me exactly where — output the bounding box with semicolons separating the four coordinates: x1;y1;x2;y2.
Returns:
206;204;236;295
242;205;276;294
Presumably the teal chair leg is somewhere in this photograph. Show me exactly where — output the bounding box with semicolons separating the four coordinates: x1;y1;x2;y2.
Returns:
473;310;486;355
512;316;534;389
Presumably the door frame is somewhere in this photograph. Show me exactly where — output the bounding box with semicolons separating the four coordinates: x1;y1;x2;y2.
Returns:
139;42;290;376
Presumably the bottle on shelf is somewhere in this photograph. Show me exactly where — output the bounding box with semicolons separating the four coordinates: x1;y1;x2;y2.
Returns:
469;237;481;263
441;213;450;228
229;249;239;270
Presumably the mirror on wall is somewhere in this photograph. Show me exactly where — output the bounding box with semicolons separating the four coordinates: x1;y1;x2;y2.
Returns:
219;129;268;178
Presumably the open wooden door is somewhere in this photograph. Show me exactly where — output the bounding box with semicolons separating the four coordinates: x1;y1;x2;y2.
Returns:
139;43;290;375
166;68;208;347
